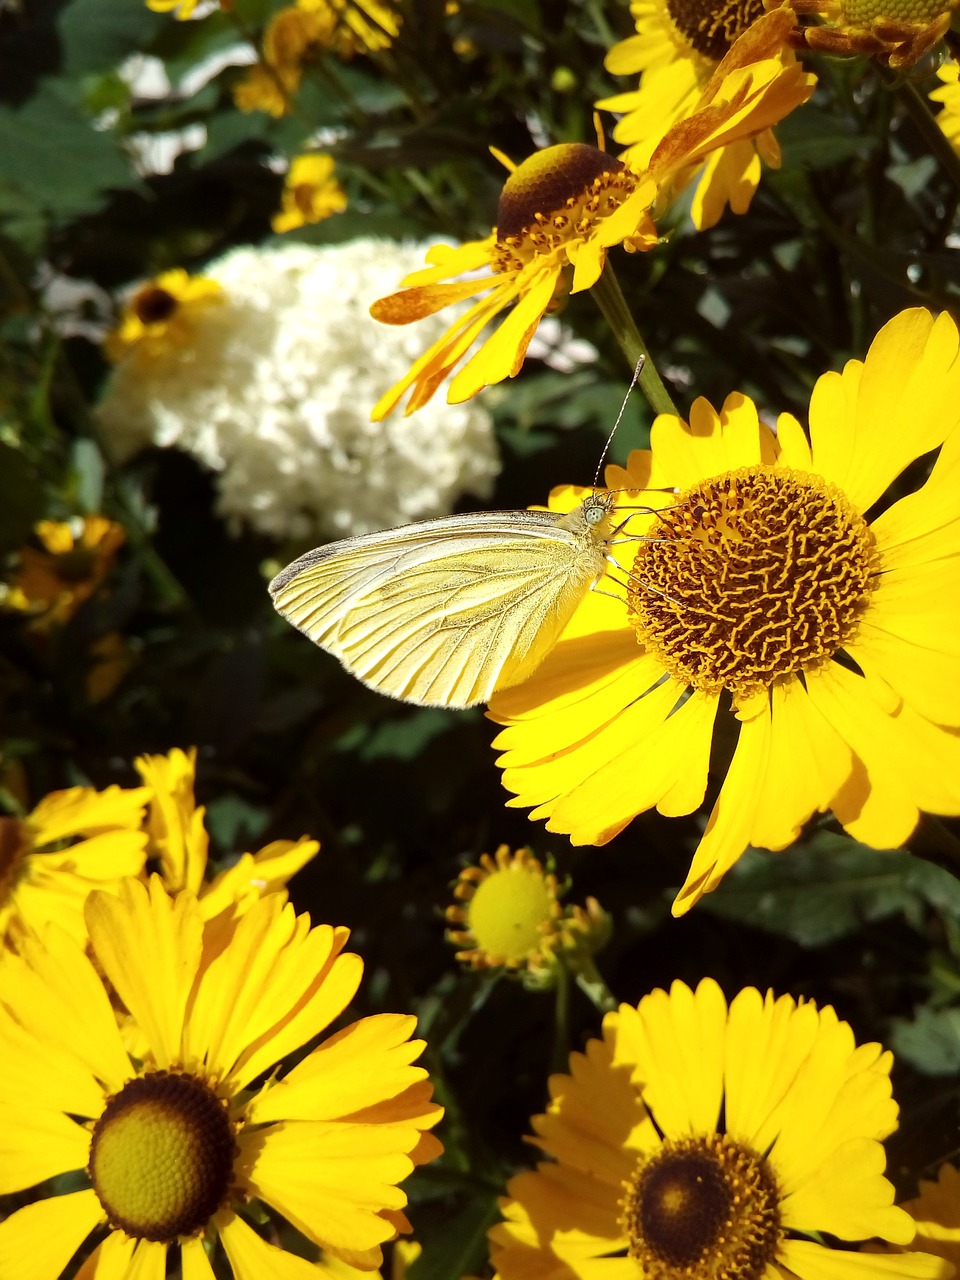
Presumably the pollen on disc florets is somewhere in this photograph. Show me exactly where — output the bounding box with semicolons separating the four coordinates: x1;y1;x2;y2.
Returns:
627;466;878;705
493;143;640;273
620;1133;782;1280
664;0;766;61
88;1070;238;1243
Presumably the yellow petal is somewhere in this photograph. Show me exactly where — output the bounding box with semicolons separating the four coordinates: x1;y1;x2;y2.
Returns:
0;1190;102;1280
783;1138;913;1243
181;1236;218;1280
0;1105;93;1191
218;1212;336;1279
781;1243;953;1280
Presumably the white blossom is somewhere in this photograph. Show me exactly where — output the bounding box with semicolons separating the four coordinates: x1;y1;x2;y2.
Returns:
97;240;500;540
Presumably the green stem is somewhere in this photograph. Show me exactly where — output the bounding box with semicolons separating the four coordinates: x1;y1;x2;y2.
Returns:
551;960;572;1074
591;263;680;418
879;65;960;198
574;956;617;1015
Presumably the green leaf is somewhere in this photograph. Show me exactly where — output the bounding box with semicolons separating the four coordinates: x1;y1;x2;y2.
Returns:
408;1192;501;1280
890;1006;960;1075
700;837;960;946
0;80;141;225
0;442;45;548
59;0;166;76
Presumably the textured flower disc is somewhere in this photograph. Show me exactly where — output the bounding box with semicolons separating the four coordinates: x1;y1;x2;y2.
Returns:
495;143;639;270
89;1071;237;1242
132;284;179;325
622;1133;781;1280
446;845;562;969
628;466;878;703
664;0;766;60
840;0;948;24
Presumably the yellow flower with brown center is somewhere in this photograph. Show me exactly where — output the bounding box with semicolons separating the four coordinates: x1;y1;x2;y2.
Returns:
930;61;960;153
902;1164;960;1269
0;876;442;1277
0;784;149;951
371;14;814;416
445;844;609;983
104;268;222;364
135;747;319;919
489;308;960;915
272;153;348;233
489;979;949;1280
790;0;955;65
1;514;126;630
598;0;787;228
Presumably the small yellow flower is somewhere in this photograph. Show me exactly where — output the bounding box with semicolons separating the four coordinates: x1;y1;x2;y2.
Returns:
902;1164;960;1270
490;979;949;1280
1;515;125;630
930;61;960;153
0;783;149;951
490;309;960;914
370;13;814;415
790;0;955;65
300;0;401;51
104;268;222;364
135;747;319;919
272;153;348;232
445;845;608;984
0;876;443;1277
146;0;205;17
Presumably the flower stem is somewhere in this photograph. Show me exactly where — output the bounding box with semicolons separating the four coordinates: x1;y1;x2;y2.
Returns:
879;64;960;198
574;956;617;1014
591;263;680;417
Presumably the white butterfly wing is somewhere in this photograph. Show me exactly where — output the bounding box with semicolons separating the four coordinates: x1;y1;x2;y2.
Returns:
269;510;607;707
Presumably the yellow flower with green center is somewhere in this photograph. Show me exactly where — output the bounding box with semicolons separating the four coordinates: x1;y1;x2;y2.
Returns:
135;747;319;918
1;514;126;630
902;1164;960;1269
598;0;789;228
445;845;609;982
0;784;149;951
104;268;222;365
489;979;949;1280
489;308;960;914
790;0;955;65
272;153;348;233
930;62;960;153
371;18;814;416
0;876;442;1276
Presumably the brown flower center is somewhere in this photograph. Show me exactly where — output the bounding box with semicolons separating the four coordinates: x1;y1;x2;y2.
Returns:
494;143;639;272
133;286;178;326
665;0;766;60
621;1134;781;1280
89;1071;237;1242
628;467;877;703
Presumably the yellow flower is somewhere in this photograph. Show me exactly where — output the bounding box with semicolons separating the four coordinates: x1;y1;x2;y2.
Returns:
146;0;204;16
490;308;960;915
0;876;443;1277
598;0;792;228
370;14;814;416
300;0;401;52
272;153;348;233
902;1164;960;1270
2;515;125;630
0;784;149;951
445;844;609;983
790;0;955;64
930;61;960;153
104;268;222;364
135;747;319;918
490;979;949;1280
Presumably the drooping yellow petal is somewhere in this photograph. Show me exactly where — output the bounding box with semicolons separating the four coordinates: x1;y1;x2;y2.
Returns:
783;1138;913;1244
0;1002;106;1119
449;270;558;402
218;1211;337;1279
781;1240;952;1280
181;1236;218;1280
0;1105;93;1191
0;1190;102;1280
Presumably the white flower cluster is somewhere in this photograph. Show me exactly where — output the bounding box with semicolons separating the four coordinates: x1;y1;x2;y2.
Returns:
97;240;501;540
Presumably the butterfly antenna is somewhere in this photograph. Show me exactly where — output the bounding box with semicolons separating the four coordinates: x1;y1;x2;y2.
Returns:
593;354;646;492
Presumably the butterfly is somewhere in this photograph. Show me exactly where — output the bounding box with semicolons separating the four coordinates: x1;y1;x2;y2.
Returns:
268;488;633;708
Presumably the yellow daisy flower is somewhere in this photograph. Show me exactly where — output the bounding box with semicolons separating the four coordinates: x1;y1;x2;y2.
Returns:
272;153;348;233
902;1163;960;1270
489;979;949;1280
0;876;443;1277
930;61;960;153
2;515;125;630
790;0;955;65
445;844;609;983
598;0;793;228
371;12;814;416
300;0;401;52
490;308;960;915
146;0;204;17
0;784;149;951
135;747;319;917
104;268;223;365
